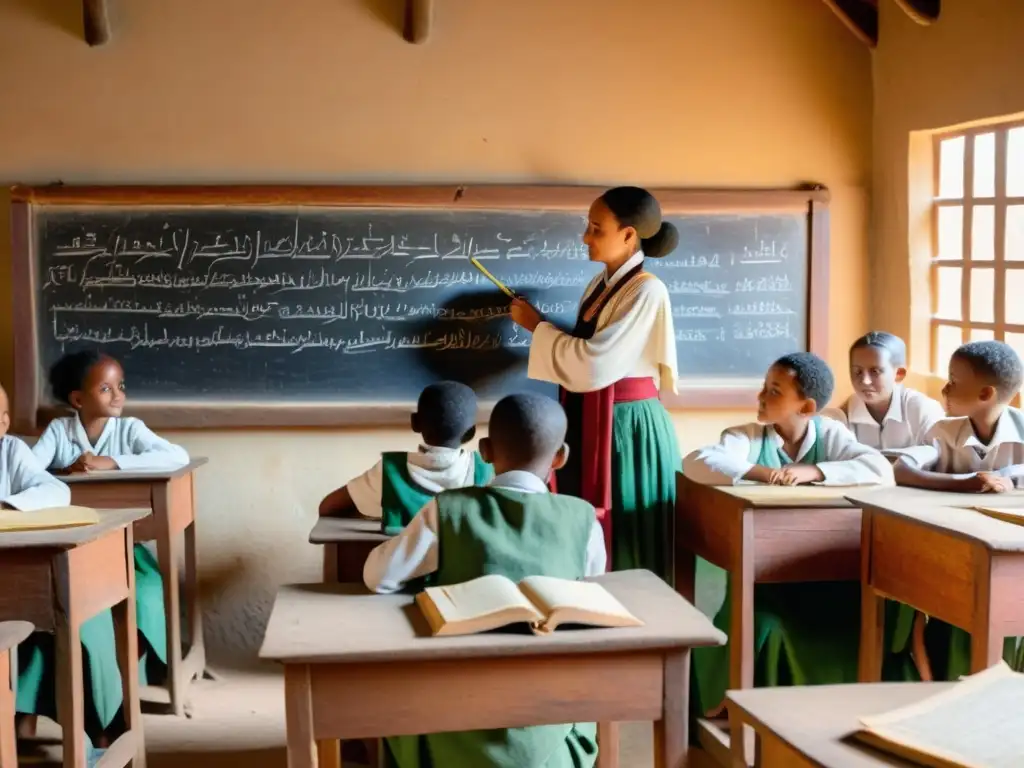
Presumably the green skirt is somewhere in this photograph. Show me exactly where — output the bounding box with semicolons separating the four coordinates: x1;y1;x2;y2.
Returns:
923;619;1020;679
16;544;167;740
609;400;680;580
386;723;598;768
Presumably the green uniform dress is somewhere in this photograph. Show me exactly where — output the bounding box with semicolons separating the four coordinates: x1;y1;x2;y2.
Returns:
385;486;600;768
691;418;863;716
379;451;493;534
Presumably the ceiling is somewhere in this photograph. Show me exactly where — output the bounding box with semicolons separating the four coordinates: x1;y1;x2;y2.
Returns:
823;0;941;47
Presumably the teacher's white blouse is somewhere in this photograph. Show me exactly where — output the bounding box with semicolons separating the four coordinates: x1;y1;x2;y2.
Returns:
527;253;678;394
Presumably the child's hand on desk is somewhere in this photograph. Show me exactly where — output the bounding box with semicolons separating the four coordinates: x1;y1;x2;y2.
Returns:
776;464;825;486
68;453;118;473
975;472;1013;493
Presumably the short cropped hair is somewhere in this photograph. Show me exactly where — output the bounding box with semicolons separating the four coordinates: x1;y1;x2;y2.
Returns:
488;393;567;466
850;331;907;367
773;352;835;410
48;349;109;406
952;341;1024;401
416;381;479;446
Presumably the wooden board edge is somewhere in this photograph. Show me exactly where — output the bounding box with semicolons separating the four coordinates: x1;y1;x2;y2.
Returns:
808;199;831;358
10;184;831;212
11;201;40;434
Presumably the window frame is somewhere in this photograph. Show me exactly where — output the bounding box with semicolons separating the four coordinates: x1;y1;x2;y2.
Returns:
930;120;1024;374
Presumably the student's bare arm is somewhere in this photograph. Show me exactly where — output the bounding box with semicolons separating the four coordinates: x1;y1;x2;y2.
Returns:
743;465;782;484
893;459;985;492
318;485;359;517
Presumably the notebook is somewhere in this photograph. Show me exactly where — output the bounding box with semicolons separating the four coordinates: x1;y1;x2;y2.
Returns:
415;574;643;637
972;505;1024;527
0;505;100;532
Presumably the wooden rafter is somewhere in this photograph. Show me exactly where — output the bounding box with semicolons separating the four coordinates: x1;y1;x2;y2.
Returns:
821;0;878;47
83;0;111;46
403;0;433;44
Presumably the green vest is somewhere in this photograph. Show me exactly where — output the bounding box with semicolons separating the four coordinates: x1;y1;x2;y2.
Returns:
748;417;825;469
380;451;493;535
386;487;599;768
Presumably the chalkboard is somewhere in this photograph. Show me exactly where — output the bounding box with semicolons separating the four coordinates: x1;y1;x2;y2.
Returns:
12;186;829;429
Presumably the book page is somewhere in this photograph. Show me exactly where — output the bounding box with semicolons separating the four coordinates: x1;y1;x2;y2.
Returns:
0;505;100;532
858;663;1024;768
972;506;1024;526
518;576;642;632
421;575;543;626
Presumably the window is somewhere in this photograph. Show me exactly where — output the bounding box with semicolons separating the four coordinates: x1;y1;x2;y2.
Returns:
931;122;1024;373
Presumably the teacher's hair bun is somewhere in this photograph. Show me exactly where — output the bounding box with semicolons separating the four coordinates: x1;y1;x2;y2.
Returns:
641;222;679;259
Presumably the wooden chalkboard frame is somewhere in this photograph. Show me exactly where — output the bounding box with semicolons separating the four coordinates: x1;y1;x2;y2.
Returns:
10;184;830;431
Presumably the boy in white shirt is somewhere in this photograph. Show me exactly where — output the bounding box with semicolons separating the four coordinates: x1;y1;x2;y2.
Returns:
822;332;945;453
318;381;492;532
684;352;892;719
891;340;1024;681
364;393;604;767
0;384;70;511
683;352;892;487
893;340;1024;492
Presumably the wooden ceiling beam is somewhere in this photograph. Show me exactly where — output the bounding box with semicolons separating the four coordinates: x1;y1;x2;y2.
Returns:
403;0;433;44
820;0;878;47
83;0;111;46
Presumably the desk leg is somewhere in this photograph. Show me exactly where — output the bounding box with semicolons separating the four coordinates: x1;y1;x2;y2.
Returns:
0;648;16;768
727;511;754;762
113;527;146;767
597;722;619;768
183;476;207;691
971;555;1003;674
726;709;749;768
154;485;185;716
674;545;696;607
323;545;339;583
317;740;340;768
56;600;86;768
284;665;317;768
859;509;884;683
654;649;688;768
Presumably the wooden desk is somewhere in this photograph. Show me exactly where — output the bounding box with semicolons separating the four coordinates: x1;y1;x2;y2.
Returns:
0;621;33;768
848;486;1024;681
727;682;953;767
0;509;149;768
62;459;208;715
261;569;725;768
309;517;389;584
675;476;867;762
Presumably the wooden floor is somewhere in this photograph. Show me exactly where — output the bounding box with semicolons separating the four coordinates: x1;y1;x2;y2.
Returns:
17;663;712;767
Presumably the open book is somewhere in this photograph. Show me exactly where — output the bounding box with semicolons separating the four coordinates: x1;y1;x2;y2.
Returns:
0;505;100;532
854;662;1024;767
415;574;643;637
972;505;1024;527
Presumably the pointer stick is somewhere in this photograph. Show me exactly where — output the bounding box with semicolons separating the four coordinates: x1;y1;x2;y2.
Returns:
469;257;517;299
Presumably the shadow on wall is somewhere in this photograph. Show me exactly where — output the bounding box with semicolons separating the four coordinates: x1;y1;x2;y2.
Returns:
9;0;85;41
360;0;404;39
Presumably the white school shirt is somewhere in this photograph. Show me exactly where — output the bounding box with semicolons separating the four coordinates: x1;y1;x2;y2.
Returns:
892;407;1024;486
363;470;607;594
528;252;678;394
821;386;946;451
347;445;481;519
32;416;189;472
0;435;71;511
682;417;894;487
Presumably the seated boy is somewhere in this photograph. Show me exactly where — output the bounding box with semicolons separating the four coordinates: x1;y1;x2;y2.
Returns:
0;384;70;510
364;393;605;768
683;352;894;717
319;381;493;533
890;340;1024;679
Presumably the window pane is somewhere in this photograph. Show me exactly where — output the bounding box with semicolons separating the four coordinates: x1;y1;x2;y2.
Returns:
972;205;995;261
1008;205;1024;261
1006;270;1024;325
1009;127;1024;197
939;136;965;198
971;268;994;322
936;266;962;319
936;325;963;373
937;206;963;260
974;132;996;197
971;328;995;341
1007;333;1024;366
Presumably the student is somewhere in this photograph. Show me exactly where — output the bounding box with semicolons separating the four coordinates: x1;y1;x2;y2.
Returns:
822;332;945;452
891;340;1024;680
364;393;605;768
318;381;492;533
683;352;893;717
22;349;188;742
0;383;71;510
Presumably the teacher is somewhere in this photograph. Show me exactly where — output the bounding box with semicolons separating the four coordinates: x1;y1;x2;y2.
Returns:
510;186;680;580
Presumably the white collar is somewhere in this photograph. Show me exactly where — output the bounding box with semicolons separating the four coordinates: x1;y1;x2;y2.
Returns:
71;413;115;452
489;470;549;494
766;419;818;461
604;252;645;289
847;386;905;426
961;410;1024;451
